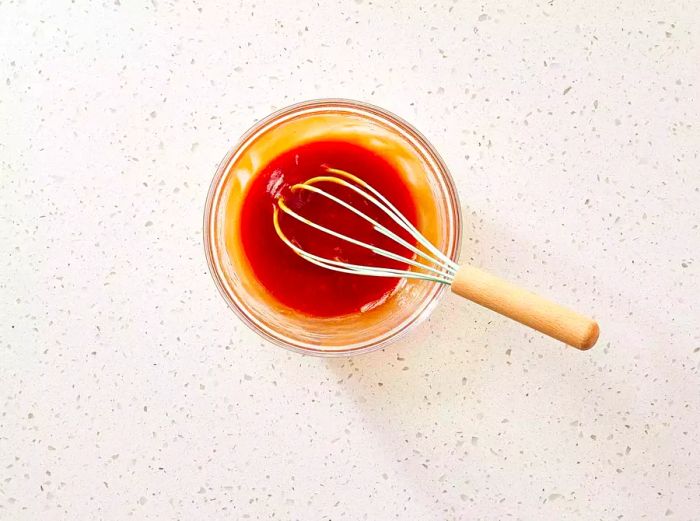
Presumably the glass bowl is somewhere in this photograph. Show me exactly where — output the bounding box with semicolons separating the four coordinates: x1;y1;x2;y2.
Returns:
203;99;462;356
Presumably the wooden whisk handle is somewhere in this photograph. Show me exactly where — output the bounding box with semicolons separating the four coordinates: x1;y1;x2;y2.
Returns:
450;265;599;350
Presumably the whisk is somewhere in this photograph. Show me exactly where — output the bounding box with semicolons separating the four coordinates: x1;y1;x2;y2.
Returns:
273;167;599;350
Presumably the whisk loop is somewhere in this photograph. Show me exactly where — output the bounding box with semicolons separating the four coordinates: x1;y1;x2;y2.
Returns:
272;166;457;284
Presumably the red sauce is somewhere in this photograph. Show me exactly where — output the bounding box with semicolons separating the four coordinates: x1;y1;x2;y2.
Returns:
240;140;418;317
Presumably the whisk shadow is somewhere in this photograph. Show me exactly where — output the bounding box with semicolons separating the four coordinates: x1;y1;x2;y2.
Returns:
322;312;494;514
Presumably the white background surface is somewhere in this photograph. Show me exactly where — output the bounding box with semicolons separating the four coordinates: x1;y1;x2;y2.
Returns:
1;1;699;519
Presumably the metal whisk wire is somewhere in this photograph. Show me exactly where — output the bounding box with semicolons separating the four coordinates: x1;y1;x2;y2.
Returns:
272;167;458;284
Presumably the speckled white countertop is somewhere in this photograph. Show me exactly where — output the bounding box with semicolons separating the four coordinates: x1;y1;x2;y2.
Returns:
1;1;699;519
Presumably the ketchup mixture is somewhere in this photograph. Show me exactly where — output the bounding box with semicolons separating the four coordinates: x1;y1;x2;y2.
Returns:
240;140;418;317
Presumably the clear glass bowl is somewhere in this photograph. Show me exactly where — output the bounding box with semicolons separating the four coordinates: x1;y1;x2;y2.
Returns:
203;99;462;356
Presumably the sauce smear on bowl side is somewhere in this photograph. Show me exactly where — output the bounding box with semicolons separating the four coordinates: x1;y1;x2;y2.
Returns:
239;140;418;317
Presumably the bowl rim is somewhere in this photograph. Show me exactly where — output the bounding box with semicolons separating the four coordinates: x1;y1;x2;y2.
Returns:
203;98;462;357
